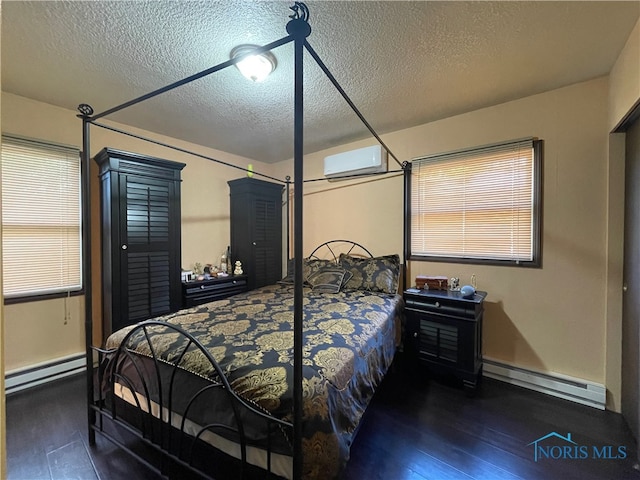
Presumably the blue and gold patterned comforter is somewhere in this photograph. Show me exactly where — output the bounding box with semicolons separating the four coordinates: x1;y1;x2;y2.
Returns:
105;282;404;479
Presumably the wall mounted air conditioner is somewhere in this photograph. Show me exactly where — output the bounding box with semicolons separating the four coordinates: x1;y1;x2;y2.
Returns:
323;145;387;180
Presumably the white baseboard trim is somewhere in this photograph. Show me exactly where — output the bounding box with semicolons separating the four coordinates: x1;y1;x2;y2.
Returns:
3;352;607;409
483;357;606;410
5;353;86;395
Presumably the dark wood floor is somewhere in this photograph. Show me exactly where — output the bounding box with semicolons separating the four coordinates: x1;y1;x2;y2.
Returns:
7;357;640;480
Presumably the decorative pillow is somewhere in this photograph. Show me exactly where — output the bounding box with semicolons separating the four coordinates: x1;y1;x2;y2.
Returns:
338;253;401;294
340;269;354;289
278;258;296;284
307;267;348;293
303;258;335;284
278;258;337;285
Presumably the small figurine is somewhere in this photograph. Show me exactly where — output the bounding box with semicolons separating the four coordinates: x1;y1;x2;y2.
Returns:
234;260;243;275
203;264;212;278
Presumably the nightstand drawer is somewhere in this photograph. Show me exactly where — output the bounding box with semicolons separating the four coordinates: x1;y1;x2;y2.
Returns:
405;300;474;319
182;275;248;308
184;278;246;295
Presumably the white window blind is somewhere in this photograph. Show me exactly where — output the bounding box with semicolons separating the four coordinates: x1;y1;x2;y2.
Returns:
410;138;540;265
2;135;82;298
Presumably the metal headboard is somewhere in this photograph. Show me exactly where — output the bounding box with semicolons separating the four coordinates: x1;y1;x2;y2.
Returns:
307;240;373;262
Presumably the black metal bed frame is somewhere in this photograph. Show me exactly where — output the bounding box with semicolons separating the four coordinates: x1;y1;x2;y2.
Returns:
78;3;405;479
307;239;373;261
92;321;294;479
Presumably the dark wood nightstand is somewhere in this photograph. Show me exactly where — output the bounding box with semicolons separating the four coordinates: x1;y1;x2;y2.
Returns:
403;288;487;393
182;275;248;308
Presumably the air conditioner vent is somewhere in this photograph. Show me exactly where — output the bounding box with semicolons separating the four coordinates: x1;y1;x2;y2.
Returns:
323;145;387;180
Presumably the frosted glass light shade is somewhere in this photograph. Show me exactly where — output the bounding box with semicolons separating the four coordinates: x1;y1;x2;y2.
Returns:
230;44;277;82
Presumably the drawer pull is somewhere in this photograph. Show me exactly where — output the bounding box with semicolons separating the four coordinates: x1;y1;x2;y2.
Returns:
435;301;440;308
200;285;205;289
413;332;418;338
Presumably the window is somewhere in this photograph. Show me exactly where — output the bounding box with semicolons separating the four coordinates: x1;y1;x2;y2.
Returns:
2;135;82;299
408;138;542;267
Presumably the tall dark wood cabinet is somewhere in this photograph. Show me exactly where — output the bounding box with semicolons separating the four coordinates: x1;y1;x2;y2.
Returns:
95;148;185;338
228;178;283;291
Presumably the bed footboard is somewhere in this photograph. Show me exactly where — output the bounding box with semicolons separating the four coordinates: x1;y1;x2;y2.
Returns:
90;321;293;479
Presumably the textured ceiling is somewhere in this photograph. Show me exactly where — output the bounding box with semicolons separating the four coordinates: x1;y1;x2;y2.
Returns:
2;1;639;163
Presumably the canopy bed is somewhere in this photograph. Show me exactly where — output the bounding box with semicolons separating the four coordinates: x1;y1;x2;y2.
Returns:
78;3;406;479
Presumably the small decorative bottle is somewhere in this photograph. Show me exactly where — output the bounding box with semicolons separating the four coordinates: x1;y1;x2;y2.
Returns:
220;250;227;274
226;246;232;274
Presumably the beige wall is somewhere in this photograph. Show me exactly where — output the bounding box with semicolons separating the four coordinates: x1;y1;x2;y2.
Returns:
609;18;640;131
275;77;619;405
271;142;404;258
1;92;272;365
4;297;84;370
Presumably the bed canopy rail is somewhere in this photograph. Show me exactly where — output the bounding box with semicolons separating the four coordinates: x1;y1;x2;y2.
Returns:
87;120;287;185
78;3;404;478
302;42;403;170
86;36;295;123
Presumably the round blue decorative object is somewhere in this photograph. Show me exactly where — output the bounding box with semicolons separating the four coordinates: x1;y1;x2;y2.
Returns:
460;285;476;299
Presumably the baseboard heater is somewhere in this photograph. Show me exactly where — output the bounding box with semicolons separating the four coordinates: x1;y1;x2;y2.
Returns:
482;357;606;410
5;353;86;395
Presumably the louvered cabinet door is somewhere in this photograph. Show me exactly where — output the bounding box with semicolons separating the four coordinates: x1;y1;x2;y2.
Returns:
228;178;283;291
96;148;185;337
252;197;281;288
119;175;174;326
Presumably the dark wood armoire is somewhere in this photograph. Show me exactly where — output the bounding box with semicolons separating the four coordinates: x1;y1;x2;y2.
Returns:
228;177;283;291
95;148;185;338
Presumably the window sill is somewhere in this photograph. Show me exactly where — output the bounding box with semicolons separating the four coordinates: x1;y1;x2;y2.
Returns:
4;289;85;305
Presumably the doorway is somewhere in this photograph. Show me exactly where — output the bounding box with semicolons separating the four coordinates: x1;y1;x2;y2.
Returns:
622;105;640;459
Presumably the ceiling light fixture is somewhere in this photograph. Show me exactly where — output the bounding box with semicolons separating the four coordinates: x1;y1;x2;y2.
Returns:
230;44;277;82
